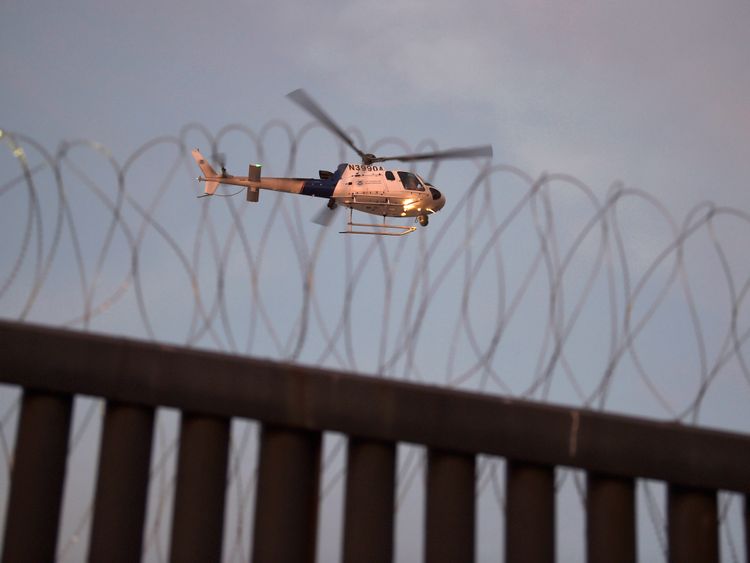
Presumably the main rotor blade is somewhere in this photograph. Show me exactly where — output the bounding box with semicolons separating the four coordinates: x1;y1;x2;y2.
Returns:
287;89;366;161
369;144;493;164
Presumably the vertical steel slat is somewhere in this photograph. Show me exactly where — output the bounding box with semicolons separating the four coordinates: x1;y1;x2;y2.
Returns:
88;402;155;563
667;484;718;563
586;472;636;563
424;448;476;563
505;461;554;563
1;390;73;563
342;437;396;563
169;413;230;563
252;424;322;563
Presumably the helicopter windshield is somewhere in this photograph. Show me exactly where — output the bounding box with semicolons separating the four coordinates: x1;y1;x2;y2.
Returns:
397;171;425;191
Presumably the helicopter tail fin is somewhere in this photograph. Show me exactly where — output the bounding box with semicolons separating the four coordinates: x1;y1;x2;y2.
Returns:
192;149;220;196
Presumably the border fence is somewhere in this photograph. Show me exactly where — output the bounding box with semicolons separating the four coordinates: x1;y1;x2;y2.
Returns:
1;320;748;562
2;125;750;560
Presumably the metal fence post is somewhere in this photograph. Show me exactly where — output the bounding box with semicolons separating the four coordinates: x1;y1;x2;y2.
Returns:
424;448;476;563
505;461;554;563
169;412;230;563
88;401;155;563
667;484;718;563
586;472;635;563
252;424;322;563
1;390;72;563
342;437;396;563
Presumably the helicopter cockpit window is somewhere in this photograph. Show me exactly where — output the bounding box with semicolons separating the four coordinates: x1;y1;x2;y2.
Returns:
385;171;395;181
397;171;425;191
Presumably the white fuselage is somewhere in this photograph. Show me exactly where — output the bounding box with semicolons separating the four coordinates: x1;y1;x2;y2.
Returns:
332;164;446;218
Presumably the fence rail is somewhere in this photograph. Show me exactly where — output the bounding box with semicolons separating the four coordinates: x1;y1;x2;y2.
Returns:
0;320;748;562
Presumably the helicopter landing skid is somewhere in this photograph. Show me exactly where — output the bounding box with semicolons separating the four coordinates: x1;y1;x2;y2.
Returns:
340;221;417;236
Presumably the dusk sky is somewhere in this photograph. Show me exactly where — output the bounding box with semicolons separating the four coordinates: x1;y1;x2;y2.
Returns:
2;1;749;561
3;0;750;214
3;0;749;421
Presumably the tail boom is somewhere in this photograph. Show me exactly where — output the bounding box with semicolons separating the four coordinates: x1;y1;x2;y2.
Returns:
191;148;335;198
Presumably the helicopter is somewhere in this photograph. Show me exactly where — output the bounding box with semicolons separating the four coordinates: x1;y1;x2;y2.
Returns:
193;89;493;236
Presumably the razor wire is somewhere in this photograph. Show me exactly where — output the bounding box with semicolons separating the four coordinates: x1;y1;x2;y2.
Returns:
1;123;749;561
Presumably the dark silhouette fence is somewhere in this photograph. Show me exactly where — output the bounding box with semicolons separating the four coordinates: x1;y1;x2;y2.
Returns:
1;320;748;562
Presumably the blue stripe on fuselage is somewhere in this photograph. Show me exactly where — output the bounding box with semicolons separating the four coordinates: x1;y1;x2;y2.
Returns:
301;179;335;197
300;163;347;198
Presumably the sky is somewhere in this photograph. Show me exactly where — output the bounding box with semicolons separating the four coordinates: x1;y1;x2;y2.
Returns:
2;0;750;560
3;0;750;215
3;0;749;420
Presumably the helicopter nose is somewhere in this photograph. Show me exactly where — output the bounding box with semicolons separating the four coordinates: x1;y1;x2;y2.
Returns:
429;187;446;211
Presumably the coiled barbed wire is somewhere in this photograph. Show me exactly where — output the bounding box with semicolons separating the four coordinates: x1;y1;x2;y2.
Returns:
1;123;748;561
